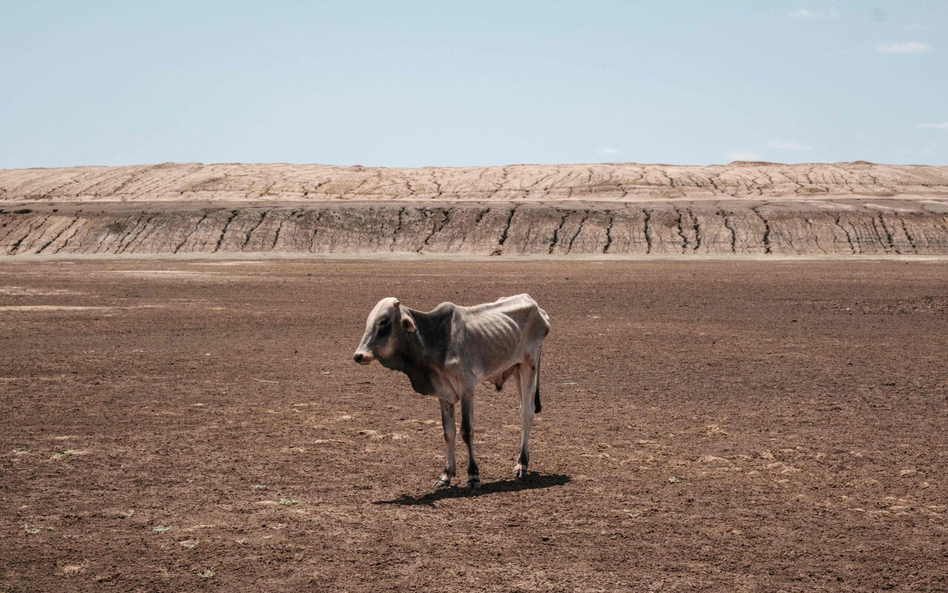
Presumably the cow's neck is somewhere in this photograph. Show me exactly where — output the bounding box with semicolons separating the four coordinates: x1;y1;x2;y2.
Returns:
385;305;453;396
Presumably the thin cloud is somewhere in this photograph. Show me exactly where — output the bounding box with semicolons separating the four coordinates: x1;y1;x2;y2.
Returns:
596;148;621;154
767;141;814;150
876;42;931;54
787;8;838;19
726;152;762;161
917;122;948;129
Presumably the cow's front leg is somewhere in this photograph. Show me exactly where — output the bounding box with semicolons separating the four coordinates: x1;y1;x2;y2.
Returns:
460;391;480;490
435;399;456;488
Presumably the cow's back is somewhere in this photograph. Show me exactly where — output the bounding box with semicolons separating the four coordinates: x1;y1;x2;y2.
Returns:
449;294;549;380
466;294;547;338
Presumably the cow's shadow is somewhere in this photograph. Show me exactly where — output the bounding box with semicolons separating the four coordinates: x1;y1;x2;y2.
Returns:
372;473;571;507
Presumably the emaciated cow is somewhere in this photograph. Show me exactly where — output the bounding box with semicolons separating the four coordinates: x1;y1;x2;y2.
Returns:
353;294;550;489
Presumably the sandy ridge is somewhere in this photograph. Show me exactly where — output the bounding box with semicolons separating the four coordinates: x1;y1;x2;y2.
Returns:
2;162;947;256
2;161;948;203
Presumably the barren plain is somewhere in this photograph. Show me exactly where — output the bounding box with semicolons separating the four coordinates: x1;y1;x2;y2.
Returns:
2;161;947;592
1;259;946;592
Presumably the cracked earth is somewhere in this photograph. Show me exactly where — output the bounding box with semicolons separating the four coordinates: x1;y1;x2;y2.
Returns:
2;162;948;257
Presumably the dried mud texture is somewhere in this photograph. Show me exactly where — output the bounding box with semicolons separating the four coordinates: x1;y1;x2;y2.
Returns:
1;260;947;592
2;200;948;256
2;161;948;203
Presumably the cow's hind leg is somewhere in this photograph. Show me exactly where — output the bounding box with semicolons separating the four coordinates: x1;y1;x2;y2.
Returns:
514;361;539;480
435;399;456;488
460;391;480;490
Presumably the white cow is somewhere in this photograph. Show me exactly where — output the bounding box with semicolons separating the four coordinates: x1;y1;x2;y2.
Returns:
354;294;550;489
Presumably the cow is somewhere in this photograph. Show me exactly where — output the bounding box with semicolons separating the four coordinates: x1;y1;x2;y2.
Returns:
353;294;550;490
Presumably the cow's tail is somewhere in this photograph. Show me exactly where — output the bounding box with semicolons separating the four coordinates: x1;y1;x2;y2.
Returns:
534;348;542;414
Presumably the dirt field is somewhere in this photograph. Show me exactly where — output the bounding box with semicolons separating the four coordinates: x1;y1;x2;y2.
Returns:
1;259;946;592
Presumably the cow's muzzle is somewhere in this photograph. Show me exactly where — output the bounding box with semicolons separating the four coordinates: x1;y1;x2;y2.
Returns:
353;351;373;365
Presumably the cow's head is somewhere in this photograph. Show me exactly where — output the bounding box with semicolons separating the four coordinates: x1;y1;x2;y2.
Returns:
353;297;416;364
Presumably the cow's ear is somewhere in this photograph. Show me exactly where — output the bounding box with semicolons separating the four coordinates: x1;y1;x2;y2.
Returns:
401;315;416;333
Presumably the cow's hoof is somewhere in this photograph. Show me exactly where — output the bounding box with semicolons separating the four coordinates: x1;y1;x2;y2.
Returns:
466;478;481;490
514;465;528;480
434;478;451;489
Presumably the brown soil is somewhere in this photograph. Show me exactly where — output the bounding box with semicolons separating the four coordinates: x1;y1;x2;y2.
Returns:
1;260;946;592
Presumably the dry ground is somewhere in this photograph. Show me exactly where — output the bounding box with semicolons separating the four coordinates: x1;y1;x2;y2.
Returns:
1;259;946;592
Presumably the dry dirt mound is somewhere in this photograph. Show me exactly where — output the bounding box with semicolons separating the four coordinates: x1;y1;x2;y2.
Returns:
2;200;947;256
2;161;948;203
1;162;947;257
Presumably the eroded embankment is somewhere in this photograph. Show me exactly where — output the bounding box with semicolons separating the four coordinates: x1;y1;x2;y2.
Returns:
3;201;947;256
3;161;948;202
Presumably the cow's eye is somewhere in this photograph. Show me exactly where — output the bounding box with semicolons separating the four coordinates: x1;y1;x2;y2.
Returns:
379;317;389;326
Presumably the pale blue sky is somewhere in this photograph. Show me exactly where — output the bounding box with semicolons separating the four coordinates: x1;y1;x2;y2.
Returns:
1;1;945;169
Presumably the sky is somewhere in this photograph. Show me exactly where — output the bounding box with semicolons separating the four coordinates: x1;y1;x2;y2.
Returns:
1;1;945;169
